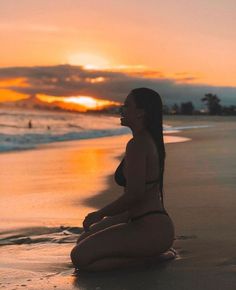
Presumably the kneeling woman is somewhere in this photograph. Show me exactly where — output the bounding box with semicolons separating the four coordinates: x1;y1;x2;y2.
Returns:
70;87;175;272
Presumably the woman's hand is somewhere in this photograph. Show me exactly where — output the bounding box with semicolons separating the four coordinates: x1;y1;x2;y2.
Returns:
83;211;104;232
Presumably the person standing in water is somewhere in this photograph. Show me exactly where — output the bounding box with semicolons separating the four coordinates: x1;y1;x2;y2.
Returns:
71;87;175;272
28;120;32;129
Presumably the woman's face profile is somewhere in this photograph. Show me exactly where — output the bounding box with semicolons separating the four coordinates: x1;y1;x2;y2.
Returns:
120;94;134;127
120;93;145;128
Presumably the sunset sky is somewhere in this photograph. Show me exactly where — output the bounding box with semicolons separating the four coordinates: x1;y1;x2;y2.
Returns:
0;0;235;108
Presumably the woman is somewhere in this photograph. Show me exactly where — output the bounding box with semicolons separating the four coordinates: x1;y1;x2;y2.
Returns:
70;87;175;272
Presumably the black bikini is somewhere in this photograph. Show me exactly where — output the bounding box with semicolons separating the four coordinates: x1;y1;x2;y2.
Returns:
114;158;160;187
114;157;169;222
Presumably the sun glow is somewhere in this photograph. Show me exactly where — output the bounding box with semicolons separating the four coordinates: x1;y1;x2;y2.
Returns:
0;78;30;102
67;52;111;70
64;96;98;108
37;94;120;111
63;96;120;109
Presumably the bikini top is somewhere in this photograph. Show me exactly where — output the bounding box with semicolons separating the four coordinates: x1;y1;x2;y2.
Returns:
114;157;160;187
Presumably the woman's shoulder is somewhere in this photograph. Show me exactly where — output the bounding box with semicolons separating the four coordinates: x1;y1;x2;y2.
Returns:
126;134;150;153
135;132;155;146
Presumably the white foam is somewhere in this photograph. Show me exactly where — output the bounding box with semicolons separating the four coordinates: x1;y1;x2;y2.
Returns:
0;108;212;153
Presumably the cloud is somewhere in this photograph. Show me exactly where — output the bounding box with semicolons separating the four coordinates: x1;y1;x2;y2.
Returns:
0;64;236;108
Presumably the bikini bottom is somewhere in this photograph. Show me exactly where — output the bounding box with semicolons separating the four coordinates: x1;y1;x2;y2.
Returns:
129;210;169;222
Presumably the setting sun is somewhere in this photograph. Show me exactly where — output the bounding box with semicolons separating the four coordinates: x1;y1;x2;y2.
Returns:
37;94;120;112
67;52;111;70
63;96;120;110
64;96;99;108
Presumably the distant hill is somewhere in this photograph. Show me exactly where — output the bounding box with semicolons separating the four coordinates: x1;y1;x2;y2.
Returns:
0;95;121;114
2;95;50;108
1;95;89;112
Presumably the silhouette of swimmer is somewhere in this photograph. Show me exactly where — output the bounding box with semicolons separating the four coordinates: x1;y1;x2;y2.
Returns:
28;120;32;129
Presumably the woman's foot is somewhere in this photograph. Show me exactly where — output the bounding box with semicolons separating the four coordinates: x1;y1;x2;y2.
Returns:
157;247;177;262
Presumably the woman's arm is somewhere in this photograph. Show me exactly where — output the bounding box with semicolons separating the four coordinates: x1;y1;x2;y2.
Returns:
98;138;146;217
98;192;141;217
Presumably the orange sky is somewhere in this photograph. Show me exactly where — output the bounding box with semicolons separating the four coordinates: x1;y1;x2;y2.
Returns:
0;1;236;108
0;1;235;87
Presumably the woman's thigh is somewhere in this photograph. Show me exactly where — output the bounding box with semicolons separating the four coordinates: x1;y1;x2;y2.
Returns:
77;211;129;243
71;221;165;267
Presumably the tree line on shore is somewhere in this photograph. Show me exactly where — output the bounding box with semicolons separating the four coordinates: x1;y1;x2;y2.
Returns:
163;93;236;115
96;93;236;116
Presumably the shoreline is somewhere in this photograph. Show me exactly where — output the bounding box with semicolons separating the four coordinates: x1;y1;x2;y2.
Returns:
0;115;236;289
3;114;235;155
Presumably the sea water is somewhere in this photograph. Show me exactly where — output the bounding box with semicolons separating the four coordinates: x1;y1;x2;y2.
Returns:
0;108;211;153
0;108;131;152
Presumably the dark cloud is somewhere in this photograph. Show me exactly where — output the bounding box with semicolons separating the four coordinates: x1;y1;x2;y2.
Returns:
0;64;236;108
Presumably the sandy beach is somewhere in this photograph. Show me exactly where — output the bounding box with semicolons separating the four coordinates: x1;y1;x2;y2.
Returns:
0;115;236;290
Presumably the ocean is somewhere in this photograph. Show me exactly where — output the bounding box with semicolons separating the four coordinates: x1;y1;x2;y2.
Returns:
0;108;211;153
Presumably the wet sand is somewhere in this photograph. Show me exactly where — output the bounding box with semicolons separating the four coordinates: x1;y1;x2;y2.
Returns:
0;115;236;289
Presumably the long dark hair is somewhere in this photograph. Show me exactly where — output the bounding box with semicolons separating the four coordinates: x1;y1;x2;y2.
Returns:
131;87;166;208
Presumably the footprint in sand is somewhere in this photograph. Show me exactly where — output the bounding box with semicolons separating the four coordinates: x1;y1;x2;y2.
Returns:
175;235;197;240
